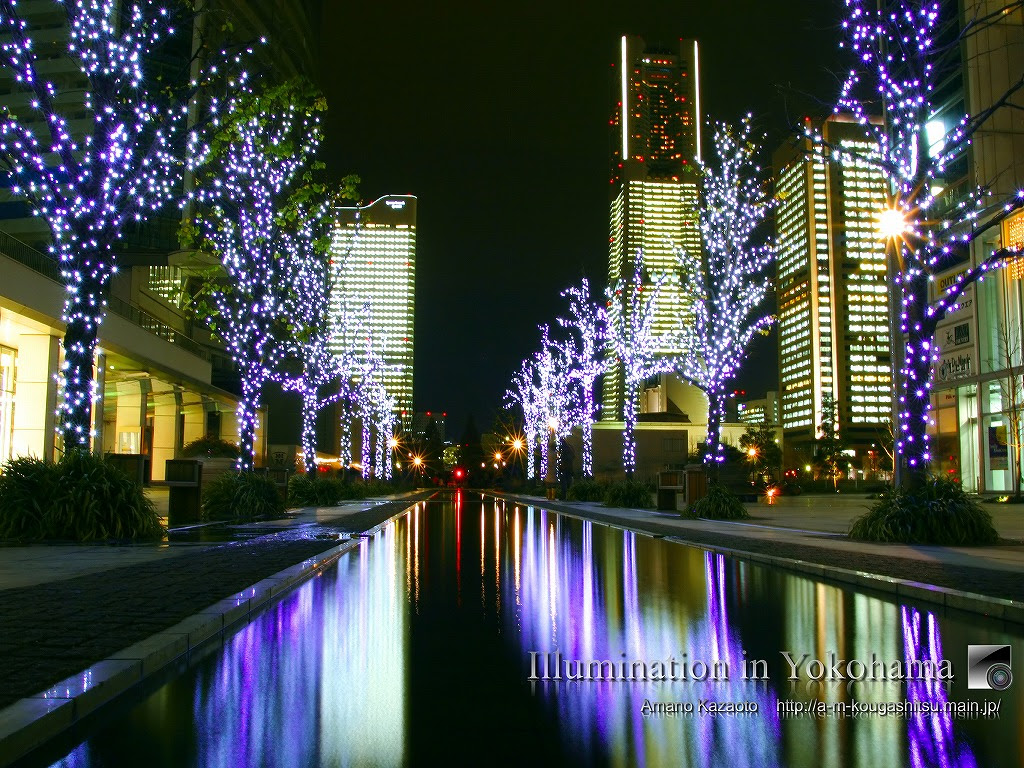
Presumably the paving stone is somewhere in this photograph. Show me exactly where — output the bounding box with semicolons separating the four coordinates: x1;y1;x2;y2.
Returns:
0;494;430;710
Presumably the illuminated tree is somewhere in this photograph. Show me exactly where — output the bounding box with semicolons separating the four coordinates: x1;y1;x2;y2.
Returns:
507;359;542;480
274;178;360;475
673;119;774;471
533;325;576;481
556;278;608;478
605;260;671;477
186;80;323;470
834;0;1024;486
0;1;250;448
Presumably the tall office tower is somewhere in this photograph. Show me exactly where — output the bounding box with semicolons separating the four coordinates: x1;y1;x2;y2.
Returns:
329;195;417;422
603;35;703;421
773;114;891;459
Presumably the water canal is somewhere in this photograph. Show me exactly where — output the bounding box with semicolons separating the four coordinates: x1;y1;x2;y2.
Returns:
32;492;1024;767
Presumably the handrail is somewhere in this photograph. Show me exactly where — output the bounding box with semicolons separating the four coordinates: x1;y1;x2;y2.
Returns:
0;230;212;361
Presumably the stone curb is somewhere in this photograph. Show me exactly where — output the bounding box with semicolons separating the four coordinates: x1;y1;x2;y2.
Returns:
494;493;1024;626
0;500;416;767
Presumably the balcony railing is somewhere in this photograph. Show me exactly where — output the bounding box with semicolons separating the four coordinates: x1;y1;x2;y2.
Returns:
0;230;211;361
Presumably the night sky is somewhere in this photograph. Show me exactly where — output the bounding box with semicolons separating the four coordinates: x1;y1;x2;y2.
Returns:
319;1;844;436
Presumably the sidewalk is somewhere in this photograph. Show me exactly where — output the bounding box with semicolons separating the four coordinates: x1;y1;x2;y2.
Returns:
0;491;433;713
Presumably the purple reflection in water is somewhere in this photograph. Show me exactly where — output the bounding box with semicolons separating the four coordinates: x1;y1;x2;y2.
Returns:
505;507;781;767
902;606;977;768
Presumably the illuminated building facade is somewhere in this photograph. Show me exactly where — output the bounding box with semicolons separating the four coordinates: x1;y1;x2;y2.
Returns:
330;195;417;421
773;115;891;462
604;35;703;421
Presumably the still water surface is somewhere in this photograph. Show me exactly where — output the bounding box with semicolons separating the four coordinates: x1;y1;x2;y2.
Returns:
39;493;1024;767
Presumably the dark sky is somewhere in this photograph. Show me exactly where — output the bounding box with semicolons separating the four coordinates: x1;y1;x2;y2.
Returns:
319;1;844;436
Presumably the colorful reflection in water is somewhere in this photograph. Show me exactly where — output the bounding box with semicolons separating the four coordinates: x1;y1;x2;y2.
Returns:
45;495;1023;768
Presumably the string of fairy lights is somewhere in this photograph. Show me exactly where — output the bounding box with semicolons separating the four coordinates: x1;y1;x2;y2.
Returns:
672;118;774;467
0;0;251;449
834;0;1024;475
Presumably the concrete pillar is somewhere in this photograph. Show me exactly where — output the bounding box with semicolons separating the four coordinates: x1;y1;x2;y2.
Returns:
91;351;106;456
150;381;181;481
114;379;146;454
11;332;59;460
220;402;240;446
181;394;206;446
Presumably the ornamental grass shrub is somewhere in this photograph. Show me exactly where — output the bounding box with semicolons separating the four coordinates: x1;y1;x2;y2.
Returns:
566;479;607;502
202;471;284;522
849;476;998;545
180;436;240;459
287;474;346;507
603;479;655;509
0;452;163;541
685;482;749;520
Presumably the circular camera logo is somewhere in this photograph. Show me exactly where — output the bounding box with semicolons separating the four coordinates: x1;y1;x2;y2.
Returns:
967;645;1013;691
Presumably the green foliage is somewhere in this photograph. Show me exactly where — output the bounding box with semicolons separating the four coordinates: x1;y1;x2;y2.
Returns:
686;482;750;520
0;453;162;541
849;477;999;545
603;480;655;509
202;471;284;522
567;479;608;502
287;474;354;506
181;436;240;459
739;423;782;482
0;456;55;539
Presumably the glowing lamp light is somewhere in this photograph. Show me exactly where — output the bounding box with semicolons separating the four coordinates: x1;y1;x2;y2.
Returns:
877;206;908;240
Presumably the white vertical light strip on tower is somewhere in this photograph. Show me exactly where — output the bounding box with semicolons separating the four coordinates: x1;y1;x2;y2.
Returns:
693;40;701;163
621;35;629;162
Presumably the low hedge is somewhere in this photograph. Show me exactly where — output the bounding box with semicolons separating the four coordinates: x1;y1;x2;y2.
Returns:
202;471;284;522
0;452;163;541
567;479;607;502
603;480;655;510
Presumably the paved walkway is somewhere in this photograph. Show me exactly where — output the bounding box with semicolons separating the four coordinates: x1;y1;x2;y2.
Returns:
0;492;434;711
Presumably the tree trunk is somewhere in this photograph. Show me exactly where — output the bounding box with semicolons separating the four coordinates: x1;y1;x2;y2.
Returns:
582;419;594;479
898;277;936;490
235;367;264;472
704;389;726;484
58;275;110;451
301;389;319;474
622;381;637;479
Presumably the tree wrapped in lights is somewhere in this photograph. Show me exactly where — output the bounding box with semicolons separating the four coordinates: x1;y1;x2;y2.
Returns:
507;359;542;480
556;278;608;478
673;119;774;471
186;79;323;470
0;1;250;448
273;178;360;475
605;259;671;477
835;0;1024;486
533;325;576;481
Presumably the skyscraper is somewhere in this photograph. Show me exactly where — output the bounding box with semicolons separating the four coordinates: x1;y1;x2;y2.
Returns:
330;195;417;422
604;35;703;421
773;115;891;459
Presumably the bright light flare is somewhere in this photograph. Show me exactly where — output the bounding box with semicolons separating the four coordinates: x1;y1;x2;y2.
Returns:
877;206;908;240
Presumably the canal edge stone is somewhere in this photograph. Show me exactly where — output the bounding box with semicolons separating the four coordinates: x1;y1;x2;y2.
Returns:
0;522;413;766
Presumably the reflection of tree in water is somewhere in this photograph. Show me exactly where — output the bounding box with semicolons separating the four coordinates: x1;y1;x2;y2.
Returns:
685;553;782;768
507;510;783;766
901;607;977;768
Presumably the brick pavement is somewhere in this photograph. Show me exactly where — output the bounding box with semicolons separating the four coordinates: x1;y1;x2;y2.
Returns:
0;494;432;710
